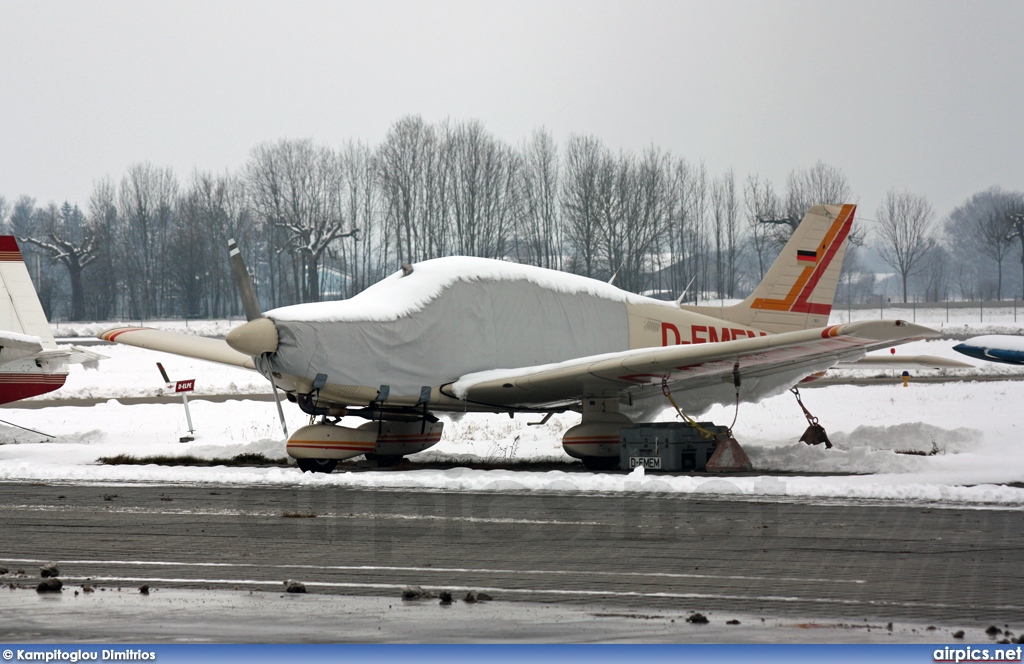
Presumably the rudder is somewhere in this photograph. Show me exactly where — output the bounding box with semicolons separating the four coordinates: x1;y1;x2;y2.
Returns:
683;204;856;333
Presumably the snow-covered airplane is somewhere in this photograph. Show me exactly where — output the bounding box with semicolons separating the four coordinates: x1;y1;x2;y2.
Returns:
99;204;956;471
0;237;103;404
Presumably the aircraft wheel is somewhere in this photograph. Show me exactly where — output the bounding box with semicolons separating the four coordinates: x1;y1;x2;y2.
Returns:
296;458;339;474
581;456;620;471
364;453;404;467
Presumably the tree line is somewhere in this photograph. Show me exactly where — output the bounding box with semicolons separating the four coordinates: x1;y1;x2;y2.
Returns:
1;115;1022;321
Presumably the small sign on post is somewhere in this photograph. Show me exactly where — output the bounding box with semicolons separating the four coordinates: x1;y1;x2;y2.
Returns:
157;363;196;442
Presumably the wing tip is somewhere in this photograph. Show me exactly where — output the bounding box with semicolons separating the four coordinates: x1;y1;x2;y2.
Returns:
97;326;156;342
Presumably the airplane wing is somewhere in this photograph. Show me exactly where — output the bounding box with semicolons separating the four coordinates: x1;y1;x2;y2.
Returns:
97;326;257;370
446;320;938;409
838;354;973;370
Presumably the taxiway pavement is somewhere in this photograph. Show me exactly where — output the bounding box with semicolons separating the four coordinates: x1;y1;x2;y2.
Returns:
0;481;1021;642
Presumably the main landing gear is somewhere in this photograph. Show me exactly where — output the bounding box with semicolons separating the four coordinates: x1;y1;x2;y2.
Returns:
296;458;339;473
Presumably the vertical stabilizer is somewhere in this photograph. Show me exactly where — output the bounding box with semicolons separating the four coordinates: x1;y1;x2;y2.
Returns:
0;237;57;348
682;204;856;333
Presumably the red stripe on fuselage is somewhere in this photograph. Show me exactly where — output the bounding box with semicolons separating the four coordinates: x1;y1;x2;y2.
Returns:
0;374;67;405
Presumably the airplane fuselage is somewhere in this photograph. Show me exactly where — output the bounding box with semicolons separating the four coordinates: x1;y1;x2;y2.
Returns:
258;260;769;413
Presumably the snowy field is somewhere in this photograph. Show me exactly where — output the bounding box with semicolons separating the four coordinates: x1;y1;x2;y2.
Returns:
0;311;1022;508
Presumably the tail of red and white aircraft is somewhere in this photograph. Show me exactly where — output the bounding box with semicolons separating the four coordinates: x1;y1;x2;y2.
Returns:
0;237;59;348
0;236;103;405
683;203;856;333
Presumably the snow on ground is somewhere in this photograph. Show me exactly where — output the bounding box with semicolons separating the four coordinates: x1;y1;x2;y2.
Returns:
0;312;1021;507
0;342;1019;508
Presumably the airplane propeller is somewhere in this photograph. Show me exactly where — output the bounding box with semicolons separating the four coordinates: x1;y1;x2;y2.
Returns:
226;239;288;437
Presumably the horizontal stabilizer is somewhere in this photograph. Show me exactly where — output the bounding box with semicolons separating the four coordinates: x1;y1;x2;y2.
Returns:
0;330;44;352
97;327;257;370
36;346;108;370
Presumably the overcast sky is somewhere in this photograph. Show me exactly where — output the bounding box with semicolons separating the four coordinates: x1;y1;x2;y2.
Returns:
1;0;1021;224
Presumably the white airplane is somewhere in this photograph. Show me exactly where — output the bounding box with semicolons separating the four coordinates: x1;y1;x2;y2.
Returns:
0;237;103;405
99;204;961;471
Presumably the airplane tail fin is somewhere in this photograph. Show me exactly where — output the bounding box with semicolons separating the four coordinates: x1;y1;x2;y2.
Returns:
682;204;856;334
0;237;57;349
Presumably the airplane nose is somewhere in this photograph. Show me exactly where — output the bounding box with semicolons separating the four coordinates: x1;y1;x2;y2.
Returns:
226;317;279;356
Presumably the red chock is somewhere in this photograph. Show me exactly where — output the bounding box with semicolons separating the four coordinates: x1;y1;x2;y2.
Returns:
706;437;753;473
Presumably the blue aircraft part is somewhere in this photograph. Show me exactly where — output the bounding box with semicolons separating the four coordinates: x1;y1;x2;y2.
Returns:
953;342;1024;365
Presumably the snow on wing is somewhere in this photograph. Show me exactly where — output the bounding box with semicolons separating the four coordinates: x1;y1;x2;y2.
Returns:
448;320;939;408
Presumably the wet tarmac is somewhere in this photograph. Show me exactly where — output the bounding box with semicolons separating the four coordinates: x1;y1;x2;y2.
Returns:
1;481;1022;642
0;587;997;643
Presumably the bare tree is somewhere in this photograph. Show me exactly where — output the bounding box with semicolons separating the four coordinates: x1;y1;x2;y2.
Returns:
247;139;355;304
710;169;740;298
918;244;951;302
20;201;102;321
763;161;859;247
561;135;604;277
12;200;63;318
377;116;435;265
785;161;855;219
659;158;695;299
946;187;1020;300
875;189;936;302
334;141;382;297
743;174;780;281
517;128;561;269
689;163;709;301
171;172;253;317
998;193;1024;299
593;147;670;293
85;178;120;319
118;163;178;318
445;121;519;259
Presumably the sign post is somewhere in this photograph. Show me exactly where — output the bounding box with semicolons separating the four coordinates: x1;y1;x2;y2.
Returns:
157;363;196;442
175;379;196;434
